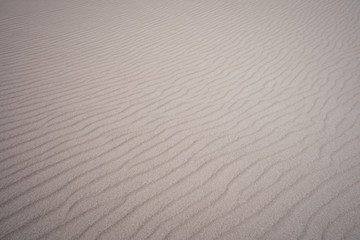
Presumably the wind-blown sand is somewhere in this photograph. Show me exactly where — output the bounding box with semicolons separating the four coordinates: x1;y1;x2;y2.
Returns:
1;0;360;239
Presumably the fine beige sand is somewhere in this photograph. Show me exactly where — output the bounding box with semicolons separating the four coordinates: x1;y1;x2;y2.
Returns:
1;0;360;239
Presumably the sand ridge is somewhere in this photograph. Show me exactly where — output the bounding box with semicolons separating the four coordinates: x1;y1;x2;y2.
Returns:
0;0;360;239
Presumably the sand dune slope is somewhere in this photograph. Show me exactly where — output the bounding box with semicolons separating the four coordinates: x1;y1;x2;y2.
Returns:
1;0;360;239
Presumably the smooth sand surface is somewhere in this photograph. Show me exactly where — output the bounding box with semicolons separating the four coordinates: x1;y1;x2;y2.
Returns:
1;0;360;239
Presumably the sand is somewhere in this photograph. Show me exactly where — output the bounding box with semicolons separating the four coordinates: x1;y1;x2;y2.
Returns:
1;0;360;239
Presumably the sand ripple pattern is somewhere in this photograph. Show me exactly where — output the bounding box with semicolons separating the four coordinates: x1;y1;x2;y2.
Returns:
1;0;360;239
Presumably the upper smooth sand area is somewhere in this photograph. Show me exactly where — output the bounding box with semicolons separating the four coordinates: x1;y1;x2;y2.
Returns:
0;0;360;239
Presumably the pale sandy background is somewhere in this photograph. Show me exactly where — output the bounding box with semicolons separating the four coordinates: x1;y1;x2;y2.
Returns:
0;0;360;239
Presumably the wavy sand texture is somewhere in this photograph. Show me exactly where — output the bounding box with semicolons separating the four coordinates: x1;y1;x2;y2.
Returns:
1;0;360;239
